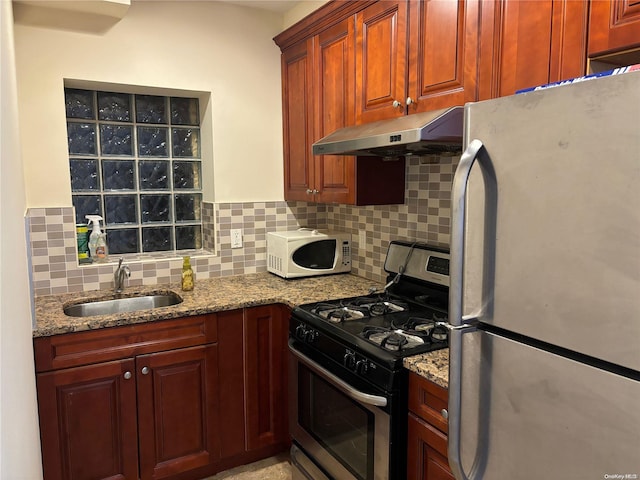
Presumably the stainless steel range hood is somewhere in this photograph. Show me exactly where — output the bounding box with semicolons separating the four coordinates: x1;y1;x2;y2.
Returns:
312;106;463;157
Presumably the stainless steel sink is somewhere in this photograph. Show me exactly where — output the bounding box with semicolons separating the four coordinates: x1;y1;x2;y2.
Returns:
64;292;183;317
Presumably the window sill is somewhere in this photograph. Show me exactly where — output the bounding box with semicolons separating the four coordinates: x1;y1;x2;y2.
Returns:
77;248;216;267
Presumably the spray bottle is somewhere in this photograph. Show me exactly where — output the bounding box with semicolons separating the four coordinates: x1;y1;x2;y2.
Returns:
86;215;108;263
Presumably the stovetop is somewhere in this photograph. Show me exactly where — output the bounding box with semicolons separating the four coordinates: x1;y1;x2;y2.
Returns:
293;291;449;361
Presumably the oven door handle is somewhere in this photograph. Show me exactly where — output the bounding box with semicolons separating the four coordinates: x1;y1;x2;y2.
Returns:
289;340;388;407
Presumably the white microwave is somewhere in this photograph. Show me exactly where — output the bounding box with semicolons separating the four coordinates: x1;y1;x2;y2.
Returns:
267;229;351;279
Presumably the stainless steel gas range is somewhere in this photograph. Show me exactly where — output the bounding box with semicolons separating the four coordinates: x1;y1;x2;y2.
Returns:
288;241;450;480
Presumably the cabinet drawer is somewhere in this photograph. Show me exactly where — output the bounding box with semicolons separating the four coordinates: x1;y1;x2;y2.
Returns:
34;314;217;372
408;372;448;434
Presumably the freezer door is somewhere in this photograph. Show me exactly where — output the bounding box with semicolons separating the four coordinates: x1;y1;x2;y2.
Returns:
460;71;640;371
454;329;640;480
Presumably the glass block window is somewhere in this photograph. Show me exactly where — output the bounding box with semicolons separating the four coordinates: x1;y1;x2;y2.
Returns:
66;88;202;255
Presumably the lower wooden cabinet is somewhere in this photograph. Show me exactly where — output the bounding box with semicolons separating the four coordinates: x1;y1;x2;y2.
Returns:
35;307;290;480
407;372;453;480
217;304;290;471
35;314;219;480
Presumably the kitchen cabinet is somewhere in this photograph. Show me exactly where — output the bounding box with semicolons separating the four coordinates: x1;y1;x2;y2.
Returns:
356;0;484;122
588;0;640;57
34;314;219;480
217;304;290;471
276;1;405;205
407;372;454;480
478;0;589;98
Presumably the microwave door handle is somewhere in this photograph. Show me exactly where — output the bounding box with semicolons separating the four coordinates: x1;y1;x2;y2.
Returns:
289;340;387;407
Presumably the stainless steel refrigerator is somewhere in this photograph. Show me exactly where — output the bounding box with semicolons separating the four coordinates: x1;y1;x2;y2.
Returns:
447;71;640;480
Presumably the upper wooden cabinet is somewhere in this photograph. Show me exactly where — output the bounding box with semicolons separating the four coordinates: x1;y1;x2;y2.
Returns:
355;1;409;123
355;0;485;123
589;0;640;57
277;2;405;205
478;0;589;98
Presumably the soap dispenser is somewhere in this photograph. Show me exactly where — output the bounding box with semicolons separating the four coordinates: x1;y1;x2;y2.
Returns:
86;215;108;263
181;256;194;291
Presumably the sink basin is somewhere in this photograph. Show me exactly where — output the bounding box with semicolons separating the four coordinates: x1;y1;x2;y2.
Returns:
64;292;183;317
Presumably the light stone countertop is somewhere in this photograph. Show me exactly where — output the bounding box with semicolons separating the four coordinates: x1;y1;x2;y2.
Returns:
33;271;449;386
403;349;449;389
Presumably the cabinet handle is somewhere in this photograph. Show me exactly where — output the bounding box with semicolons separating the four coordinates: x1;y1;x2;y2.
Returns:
392;100;403;109
141;366;150;375
306;188;313;194
441;408;449;420
406;96;414;106
123;371;132;380
313;189;319;194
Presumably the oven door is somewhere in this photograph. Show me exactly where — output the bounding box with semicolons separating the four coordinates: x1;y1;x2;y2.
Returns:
289;341;390;480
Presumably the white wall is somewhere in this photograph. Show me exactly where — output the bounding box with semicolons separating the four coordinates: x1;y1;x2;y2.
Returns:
1;1;44;477
13;0;286;206
282;0;328;30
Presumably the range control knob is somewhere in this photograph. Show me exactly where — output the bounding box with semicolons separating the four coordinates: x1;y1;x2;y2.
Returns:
355;360;369;375
295;324;307;340
304;329;318;344
343;352;356;370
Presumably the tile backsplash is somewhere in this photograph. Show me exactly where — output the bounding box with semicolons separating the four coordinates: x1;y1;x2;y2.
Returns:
27;155;458;296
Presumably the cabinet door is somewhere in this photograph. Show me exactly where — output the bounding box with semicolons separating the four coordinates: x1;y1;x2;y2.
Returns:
355;0;409;123
282;39;315;201
137;344;219;480
479;0;588;98
589;0;640;56
36;359;138;480
408;0;483;112
313;18;357;204
407;413;455;480
244;305;288;451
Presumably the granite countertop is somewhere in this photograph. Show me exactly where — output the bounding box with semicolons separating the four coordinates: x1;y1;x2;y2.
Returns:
404;349;449;389
33;272;382;338
33;271;449;386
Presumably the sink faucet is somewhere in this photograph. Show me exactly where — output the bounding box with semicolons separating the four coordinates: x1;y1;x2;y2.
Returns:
114;258;131;293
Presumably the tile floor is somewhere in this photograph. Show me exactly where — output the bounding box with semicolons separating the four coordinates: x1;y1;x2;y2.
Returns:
204;454;291;480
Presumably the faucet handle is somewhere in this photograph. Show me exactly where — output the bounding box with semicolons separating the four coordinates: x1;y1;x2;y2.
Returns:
117;257;124;269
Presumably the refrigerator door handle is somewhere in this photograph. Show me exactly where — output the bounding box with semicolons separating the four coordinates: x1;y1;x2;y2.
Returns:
450;138;485;328
448;138;485;480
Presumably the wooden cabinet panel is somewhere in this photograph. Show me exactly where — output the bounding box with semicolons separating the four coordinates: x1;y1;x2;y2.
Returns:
244;305;288;451
407;413;455;480
589;0;640;56
217;305;290;470
408;0;483;112
137;344;219;480
34;314;217;372
313;18;357;204
282;40;314;201
479;0;588;98
36;359;139;480
355;0;408;123
408;372;448;434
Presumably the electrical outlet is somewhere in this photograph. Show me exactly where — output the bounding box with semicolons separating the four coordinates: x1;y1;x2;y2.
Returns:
231;229;243;248
359;230;367;246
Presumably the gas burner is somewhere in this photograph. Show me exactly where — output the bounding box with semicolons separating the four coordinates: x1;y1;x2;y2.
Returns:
391;316;449;344
348;296;408;316
362;326;427;352
311;303;367;323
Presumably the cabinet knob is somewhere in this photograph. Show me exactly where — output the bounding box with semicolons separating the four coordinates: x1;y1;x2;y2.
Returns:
123;371;132;380
306;188;313;194
313;189;319;194
141;366;150;375
441;408;449;419
392;100;403;109
406;96;414;106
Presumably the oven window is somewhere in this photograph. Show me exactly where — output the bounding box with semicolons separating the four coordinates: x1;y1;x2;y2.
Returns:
298;364;374;480
292;240;336;269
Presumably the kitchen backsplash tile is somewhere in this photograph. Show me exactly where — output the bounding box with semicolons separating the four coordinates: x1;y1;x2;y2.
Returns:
26;155;458;296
